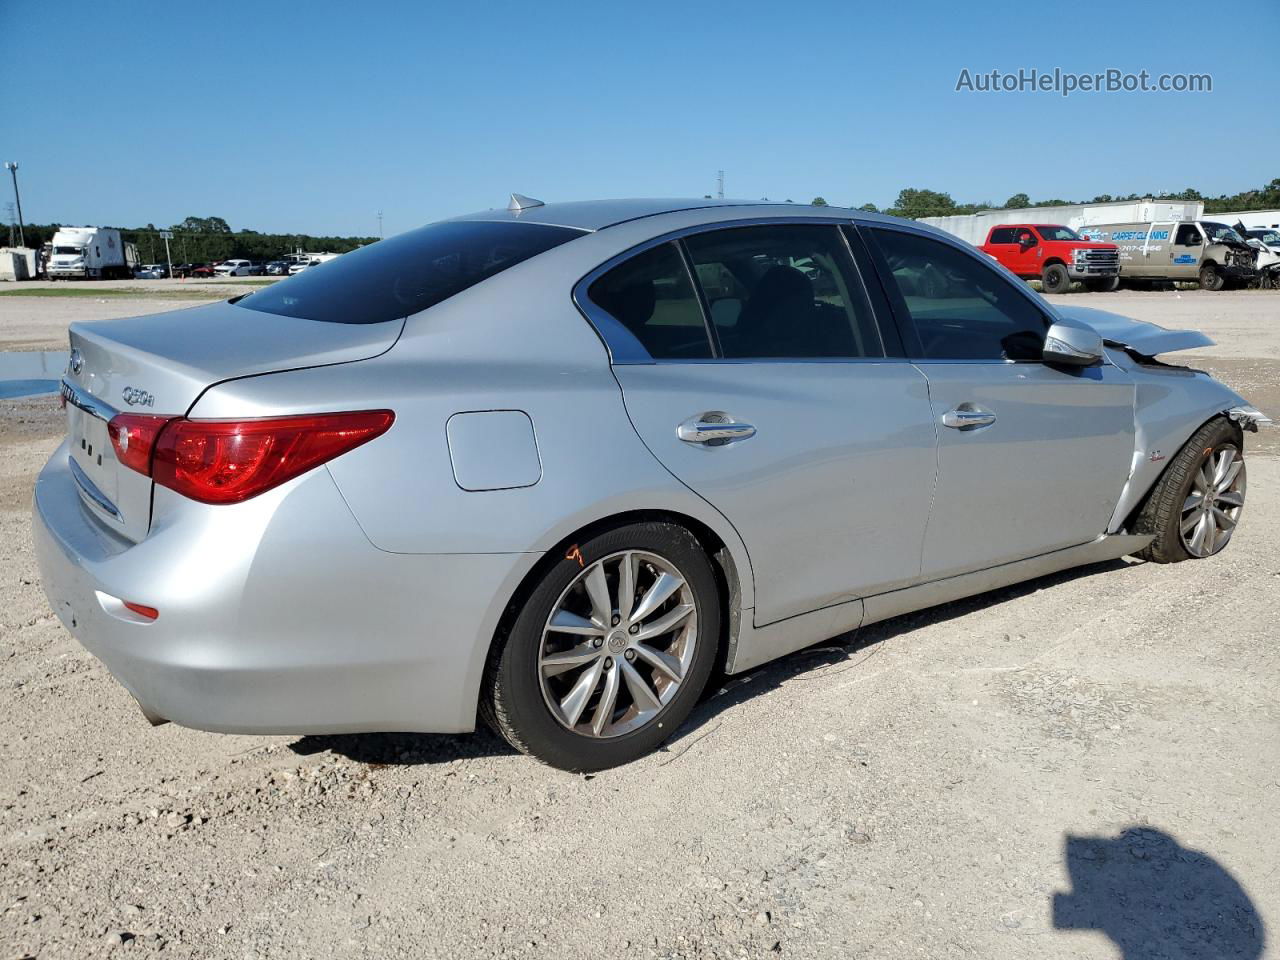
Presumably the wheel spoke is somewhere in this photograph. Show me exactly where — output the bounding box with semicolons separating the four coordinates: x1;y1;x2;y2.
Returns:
634;603;694;643
1216;491;1244;509
1211;507;1236;532
559;658;604;728
615;552;636;624
1182;492;1204;514
620;659;662;712
591;663;621;736
630;571;685;625
548;609;605;637
1189;514;1210;554
1203;511;1219;553
1192;466;1210;494
583;563;613;627
1181;511;1202;534
633;642;684;683
540;643;601;678
1217;458;1242;492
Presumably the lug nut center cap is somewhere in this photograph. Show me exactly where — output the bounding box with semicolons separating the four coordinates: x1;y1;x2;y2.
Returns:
606;631;628;653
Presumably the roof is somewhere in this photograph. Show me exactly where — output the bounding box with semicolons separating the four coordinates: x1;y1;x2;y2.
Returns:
449;198;820;232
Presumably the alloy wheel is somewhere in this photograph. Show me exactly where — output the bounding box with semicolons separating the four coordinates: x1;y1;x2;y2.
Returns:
538;550;698;738
1180;445;1246;557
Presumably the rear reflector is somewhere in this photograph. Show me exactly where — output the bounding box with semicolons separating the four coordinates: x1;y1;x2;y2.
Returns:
123;601;160;620
151;410;394;504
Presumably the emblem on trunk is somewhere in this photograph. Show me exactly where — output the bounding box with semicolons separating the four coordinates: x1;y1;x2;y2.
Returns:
68;348;83;375
121;386;155;407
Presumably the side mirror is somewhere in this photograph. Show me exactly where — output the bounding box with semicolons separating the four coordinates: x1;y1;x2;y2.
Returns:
1043;321;1103;367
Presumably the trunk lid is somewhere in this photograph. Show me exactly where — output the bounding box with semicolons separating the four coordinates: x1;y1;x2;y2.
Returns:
61;299;403;542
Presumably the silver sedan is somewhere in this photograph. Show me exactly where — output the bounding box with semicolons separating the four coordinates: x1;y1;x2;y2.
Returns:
33;197;1269;770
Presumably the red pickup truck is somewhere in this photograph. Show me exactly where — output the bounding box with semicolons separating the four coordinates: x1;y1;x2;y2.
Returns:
979;224;1121;294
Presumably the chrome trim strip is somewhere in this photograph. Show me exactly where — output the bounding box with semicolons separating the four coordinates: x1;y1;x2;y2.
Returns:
68;457;121;518
60;379;119;422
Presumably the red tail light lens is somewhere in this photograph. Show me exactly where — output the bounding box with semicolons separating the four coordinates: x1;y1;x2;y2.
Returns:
108;414;177;475
151;410;394;504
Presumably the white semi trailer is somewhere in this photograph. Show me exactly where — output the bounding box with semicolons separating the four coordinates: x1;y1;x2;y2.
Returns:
48;227;139;280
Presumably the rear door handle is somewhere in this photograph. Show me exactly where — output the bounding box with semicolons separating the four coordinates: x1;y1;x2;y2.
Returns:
677;417;757;444
941;408;997;430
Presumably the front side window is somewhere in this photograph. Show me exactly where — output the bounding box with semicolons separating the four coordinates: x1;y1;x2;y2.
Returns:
870;228;1050;361
683;224;882;359
1175;224;1202;245
237;220;583;324
1037;225;1081;241
587;243;711;359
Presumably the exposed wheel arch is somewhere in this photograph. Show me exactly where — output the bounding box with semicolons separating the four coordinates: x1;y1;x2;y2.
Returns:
479;509;745;727
1122;414;1243;533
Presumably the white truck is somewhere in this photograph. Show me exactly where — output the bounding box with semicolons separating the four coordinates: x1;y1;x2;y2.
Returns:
47;227;139;280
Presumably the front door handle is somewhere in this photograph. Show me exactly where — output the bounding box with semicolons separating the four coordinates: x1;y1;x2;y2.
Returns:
942;408;997;430
677;416;757;444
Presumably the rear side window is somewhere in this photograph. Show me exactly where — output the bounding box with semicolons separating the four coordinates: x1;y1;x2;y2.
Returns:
237;220;583;324
684;224;882;359
870;228;1049;361
587;243;712;359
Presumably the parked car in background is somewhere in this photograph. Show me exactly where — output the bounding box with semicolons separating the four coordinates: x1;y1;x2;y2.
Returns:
288;258;321;274
134;264;169;279
1241;226;1280;289
979;224;1121;294
214;259;253;277
189;263;216;278
247;262;267;276
33;198;1269;772
1080;220;1257;291
265;261;289;276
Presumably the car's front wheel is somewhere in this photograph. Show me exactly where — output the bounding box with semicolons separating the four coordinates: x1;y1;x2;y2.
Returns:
1041;263;1071;294
482;522;720;771
1135;417;1246;563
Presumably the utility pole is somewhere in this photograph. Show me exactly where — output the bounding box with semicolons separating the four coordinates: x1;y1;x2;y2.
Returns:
717;170;724;200
4;162;25;248
4;202;13;247
377;211;383;238
159;230;174;280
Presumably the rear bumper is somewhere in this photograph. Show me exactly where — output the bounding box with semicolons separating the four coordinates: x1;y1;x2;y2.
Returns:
33;442;535;735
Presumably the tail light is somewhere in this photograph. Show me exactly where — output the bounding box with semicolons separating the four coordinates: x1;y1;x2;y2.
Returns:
112;410;394;505
108;414;176;474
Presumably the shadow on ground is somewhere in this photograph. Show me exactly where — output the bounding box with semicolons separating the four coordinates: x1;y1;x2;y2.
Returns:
1054;826;1265;959
294;557;1134;768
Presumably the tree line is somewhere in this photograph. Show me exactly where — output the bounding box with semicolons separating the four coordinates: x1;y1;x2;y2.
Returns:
826;177;1280;220
18;215;377;265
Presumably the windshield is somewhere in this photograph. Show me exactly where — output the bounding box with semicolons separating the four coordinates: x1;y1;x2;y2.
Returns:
53;246;84;255
1202;222;1245;243
1248;230;1280;246
236;220;584;324
1036;225;1081;241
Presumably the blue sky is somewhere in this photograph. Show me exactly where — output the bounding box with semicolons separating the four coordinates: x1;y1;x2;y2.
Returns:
8;0;1277;236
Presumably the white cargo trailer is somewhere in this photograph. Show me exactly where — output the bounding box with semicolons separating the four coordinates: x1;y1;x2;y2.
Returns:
48;227;139;279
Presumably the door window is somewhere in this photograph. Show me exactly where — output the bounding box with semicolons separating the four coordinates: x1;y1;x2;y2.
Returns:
1175;224;1201;246
587;242;712;359
988;227;1017;244
869;228;1050;361
682;225;882;359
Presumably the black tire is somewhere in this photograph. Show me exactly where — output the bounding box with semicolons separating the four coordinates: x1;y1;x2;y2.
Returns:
1084;277;1120;293
1041;263;1071;294
1199;263;1225;291
1133;417;1245;563
482;521;721;771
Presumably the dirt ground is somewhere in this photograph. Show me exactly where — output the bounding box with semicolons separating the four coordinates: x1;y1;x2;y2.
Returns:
1;287;1277;959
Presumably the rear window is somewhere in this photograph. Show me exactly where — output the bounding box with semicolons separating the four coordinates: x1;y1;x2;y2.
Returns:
235;220;584;324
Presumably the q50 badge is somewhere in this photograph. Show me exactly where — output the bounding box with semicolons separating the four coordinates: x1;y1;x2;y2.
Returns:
121;386;155;407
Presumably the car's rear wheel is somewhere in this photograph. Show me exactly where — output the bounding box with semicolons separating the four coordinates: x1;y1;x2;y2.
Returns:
1041;263;1071;294
1134;417;1246;563
482;522;720;771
